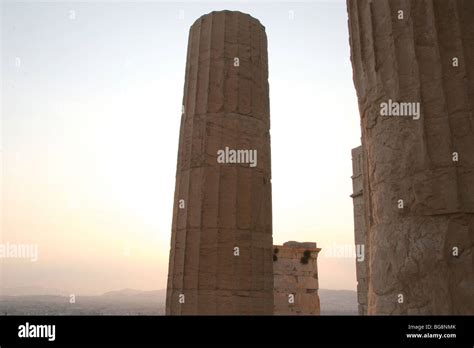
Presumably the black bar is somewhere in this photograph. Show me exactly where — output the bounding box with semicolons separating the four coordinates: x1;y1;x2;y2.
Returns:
0;315;473;346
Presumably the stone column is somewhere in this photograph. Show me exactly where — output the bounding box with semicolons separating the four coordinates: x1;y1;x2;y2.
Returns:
347;0;474;314
166;11;273;315
350;146;368;315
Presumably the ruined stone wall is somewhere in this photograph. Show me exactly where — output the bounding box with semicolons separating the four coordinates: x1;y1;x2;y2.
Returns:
166;11;273;315
351;146;368;315
273;241;321;315
347;0;474;314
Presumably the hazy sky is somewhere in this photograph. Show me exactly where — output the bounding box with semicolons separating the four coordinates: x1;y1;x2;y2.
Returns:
1;0;361;295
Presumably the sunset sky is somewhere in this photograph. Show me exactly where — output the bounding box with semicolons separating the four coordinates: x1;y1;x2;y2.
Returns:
1;0;361;295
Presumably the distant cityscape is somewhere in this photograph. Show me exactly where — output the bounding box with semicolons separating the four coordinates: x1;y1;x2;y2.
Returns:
0;288;357;315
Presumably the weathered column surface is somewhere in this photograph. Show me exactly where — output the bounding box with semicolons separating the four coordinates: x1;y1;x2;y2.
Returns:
351;146;368;315
348;0;474;314
166;10;273;315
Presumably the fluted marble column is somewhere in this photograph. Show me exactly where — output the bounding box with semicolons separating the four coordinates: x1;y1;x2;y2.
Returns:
166;11;273;315
348;0;474;314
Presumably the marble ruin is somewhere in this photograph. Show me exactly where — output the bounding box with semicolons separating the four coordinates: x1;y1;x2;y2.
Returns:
273;241;321;315
348;0;474;314
350;146;368;315
166;11;274;315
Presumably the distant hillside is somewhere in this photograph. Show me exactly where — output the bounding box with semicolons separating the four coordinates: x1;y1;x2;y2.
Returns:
102;288;166;302
319;289;358;315
102;288;145;297
0;288;166;315
0;288;357;315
